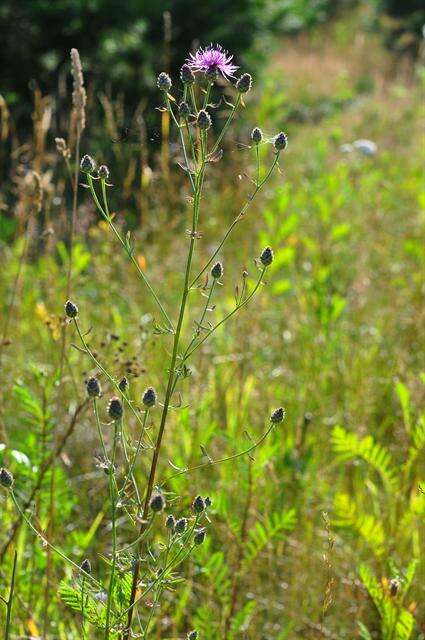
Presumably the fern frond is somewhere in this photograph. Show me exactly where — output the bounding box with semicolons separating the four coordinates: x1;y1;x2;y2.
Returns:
58;581;105;629
242;509;296;571
228;600;257;638
334;493;385;558
359;564;416;640
331;425;398;488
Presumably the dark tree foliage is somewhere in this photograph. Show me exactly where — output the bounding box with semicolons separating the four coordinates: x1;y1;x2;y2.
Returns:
1;0;269;111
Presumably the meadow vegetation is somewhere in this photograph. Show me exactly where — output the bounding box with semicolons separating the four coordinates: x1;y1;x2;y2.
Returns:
0;8;424;639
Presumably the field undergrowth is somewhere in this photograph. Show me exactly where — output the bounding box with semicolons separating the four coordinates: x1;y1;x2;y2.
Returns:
0;9;424;639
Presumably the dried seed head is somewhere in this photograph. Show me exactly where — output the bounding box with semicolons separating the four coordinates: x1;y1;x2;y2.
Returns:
197;109;211;131
180;64;195;85
107;396;123;421
97;165;110;180
80;154;96;174
236;73;252;94
0;468;14;488
274;132;288;151
211;262;223;279
188;632;199;640
271;407;285;424
157;72;172;92
86;377;101;398
150;493;166;513
70;48;86;132
251;127;263;144
81;558;91;574
194;528;206;545
165;514;176;530
142;387;157;408
179;101;190;119
118;377;128;393
55;137;71;160
175;517;188;533
192;495;205;514
260;247;274;267
65;300;78;318
389;579;399;596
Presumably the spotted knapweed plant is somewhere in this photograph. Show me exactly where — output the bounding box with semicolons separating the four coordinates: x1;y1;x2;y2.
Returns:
2;44;287;638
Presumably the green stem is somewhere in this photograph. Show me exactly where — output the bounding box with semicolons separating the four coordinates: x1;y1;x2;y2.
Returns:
181;279;216;362
10;490;103;591
210;93;241;157
4;550;17;640
119;410;149;509
190;154;279;287
184;267;266;362
165;97;195;193
123;107;209;640
161;418;276;486
104;419;119;638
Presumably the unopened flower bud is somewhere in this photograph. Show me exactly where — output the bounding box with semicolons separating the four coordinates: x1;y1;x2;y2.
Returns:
157;72;172;92
150;493;165;513
80;154;96;174
180;64;195;85
166;514;176;530
274;132;288;151
251;127;263;144
271;407;285;424
0;468;13;488
197;109;211;131
86;377;101;397
192;495;205;513
142;387;157;408
97;165;109;180
236;73;252;94
194;528;206;545
65;300;78;318
81;558;91;574
260;247;274;266
211;262;223;279
175;517;187;533
118;377;128;393
108;396;123;421
204;496;212;508
179;101;190;119
188;632;199;640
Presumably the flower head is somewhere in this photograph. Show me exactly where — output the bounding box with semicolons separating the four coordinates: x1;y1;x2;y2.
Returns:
271;407;285;424
86;376;101;398
274;132;288;151
157;72;172;92
65;300;78;318
142;387;157;408
0;468;13;488
260;247;274;267
236;73;252;94
186;44;238;80
150;493;166;513
108;396;123;421
81;558;91;574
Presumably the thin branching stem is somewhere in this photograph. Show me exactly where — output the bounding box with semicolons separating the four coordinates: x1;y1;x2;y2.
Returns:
161;418;276;486
190;153;280;287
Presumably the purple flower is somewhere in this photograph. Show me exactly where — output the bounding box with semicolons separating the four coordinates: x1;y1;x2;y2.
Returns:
186;44;238;80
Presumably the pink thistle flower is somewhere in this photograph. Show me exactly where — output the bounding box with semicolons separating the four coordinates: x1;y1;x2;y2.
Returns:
186;44;238;80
